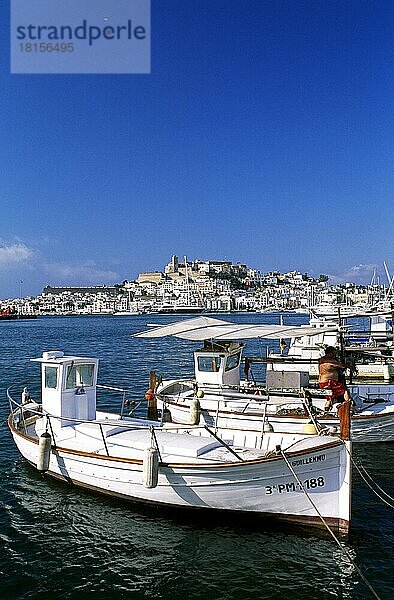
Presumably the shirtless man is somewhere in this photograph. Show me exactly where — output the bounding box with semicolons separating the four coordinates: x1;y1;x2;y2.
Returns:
318;346;352;412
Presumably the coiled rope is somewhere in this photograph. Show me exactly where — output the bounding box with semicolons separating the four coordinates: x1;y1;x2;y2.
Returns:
281;448;382;600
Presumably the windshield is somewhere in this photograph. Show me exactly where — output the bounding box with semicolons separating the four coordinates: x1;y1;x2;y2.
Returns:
66;364;95;389
45;366;58;389
197;356;222;372
225;352;241;372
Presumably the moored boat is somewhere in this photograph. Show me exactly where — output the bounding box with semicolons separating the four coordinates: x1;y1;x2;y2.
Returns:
267;314;394;381
134;316;394;442
0;306;37;320
8;350;352;534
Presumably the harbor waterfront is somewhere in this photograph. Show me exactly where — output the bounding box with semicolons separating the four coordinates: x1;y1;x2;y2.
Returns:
3;257;394;317
1;314;393;599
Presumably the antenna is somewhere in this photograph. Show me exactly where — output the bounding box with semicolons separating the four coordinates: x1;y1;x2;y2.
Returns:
383;262;394;300
370;268;376;286
184;255;190;305
383;261;391;286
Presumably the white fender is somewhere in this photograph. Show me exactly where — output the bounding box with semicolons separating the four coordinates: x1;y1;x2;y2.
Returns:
37;432;51;472
142;447;159;488
190;398;201;425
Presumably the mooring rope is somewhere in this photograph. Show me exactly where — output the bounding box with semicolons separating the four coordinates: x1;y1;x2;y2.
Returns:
342;446;394;509
355;460;394;503
149;426;163;463
301;390;325;433
280;448;381;600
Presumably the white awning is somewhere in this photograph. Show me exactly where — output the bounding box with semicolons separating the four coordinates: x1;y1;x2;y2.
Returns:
311;309;393;320
134;316;337;341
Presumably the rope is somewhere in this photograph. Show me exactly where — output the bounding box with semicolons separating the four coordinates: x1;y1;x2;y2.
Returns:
355;461;394;503
255;338;267;382
203;425;244;462
128;400;143;416
343;446;394;509
280;448;382;600
149;426;162;463
301;390;324;433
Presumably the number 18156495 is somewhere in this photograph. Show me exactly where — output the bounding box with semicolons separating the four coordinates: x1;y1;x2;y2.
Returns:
19;43;74;52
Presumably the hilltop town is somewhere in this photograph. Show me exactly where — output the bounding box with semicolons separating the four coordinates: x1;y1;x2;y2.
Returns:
1;255;390;316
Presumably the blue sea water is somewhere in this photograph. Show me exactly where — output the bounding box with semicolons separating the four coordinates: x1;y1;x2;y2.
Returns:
0;314;393;600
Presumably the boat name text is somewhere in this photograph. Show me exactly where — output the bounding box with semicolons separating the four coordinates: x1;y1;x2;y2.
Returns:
291;453;326;467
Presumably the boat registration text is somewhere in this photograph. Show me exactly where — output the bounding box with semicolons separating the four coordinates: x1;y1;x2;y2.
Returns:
265;477;325;494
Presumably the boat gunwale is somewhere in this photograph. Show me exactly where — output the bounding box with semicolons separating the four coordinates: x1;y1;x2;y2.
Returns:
163;397;394;422
7;413;344;469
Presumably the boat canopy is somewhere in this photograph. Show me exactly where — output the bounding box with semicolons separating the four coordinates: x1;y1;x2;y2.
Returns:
311;309;393;321
134;316;337;341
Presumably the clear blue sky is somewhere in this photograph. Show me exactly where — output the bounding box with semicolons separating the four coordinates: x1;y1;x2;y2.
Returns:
1;0;393;298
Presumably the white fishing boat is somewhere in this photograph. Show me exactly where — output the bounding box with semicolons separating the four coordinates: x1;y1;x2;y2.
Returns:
134;317;394;442
8;350;351;533
309;303;370;318
113;310;143;316
267;315;394;381
154;302;204;314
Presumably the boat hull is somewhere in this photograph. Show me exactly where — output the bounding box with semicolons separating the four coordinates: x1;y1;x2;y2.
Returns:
157;382;394;443
9;420;350;533
267;358;394;381
165;400;394;443
163;399;394;443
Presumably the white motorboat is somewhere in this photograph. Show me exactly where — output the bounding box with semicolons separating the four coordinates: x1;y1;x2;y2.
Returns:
8;350;351;533
134;317;394;442
267;315;394;381
307;303;378;318
154;302;204;314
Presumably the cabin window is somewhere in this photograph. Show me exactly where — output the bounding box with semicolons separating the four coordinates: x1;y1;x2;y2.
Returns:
45;366;58;389
162;382;193;395
197;356;222;372
66;364;95;389
225;352;241;372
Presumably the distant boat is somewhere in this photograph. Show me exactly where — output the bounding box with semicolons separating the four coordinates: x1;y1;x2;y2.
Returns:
308;303;374;318
171;303;204;314
0;307;37;321
113;310;142;316
267;315;394;381
153;301;204;314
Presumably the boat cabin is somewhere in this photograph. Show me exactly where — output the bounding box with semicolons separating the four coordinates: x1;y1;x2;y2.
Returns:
31;351;99;429
287;318;340;359
194;340;244;387
370;314;393;341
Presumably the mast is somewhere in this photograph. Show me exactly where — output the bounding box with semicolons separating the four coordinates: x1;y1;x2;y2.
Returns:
184;255;191;305
383;262;394;302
